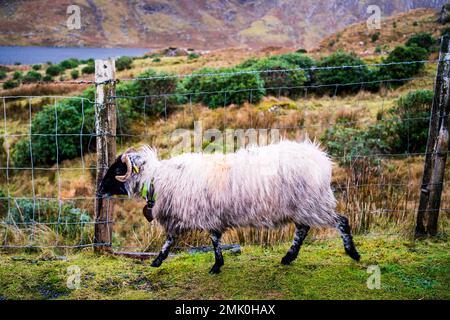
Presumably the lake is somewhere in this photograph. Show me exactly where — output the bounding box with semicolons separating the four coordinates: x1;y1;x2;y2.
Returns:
0;46;150;65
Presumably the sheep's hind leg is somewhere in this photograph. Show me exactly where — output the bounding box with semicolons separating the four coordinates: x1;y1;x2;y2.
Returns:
281;224;310;265
209;231;224;274
151;234;176;268
336;215;361;261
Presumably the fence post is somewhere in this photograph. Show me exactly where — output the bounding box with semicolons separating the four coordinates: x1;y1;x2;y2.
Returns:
94;58;116;252
415;36;450;237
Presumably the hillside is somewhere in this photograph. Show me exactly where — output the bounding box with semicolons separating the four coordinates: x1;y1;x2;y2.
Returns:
313;8;447;57
0;0;447;49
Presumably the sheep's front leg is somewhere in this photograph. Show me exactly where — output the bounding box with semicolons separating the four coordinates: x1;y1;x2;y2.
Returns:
151;234;176;268
281;224;310;265
209;231;224;274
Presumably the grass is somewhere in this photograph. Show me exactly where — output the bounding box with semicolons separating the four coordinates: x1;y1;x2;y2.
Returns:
0;235;448;300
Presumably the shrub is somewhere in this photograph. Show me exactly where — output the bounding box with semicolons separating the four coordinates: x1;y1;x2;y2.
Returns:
46;64;63;76
81;64;95;74
178;67;265;109
14;62;21;66
441;26;450;37
405;33;435;51
371;32;380;43
321;122;390;168
377;45;428;86
3;80;19;89
188;53;200;60
12;88;96;167
12;71;23;80
32;64;42;71
116;56;133;71
387;89;433;153
0;70;6;80
43;75;53;82
315;51;375;95
152;58;161;63
70;69;79;80
128;69;179;116
59;58;80;70
22;70;42;83
246;57;307;98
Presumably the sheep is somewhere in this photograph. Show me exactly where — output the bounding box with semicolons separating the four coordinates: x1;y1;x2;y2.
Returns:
98;140;361;273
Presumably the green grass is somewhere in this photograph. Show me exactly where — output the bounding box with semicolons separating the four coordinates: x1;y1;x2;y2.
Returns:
0;235;448;300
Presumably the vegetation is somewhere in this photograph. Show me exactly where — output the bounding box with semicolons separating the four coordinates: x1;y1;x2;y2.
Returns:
178;67;265;108
59;58;80;70
378;45;428;86
23;70;42;83
46;65;63;77
70;70;79;80
12;71;23;81
12;89;96;167
116;56;133;71
0;70;7;80
405;33;436;52
3;80;19;89
315;51;375;95
0;236;448;299
81;64;95;75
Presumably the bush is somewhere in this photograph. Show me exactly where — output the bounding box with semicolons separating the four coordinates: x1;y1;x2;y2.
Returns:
32;64;42;71
188;53;200;60
321;122;390;168
12;71;23;80
152;58;161;63
81;64;95;74
116;56;133;71
59;58;80;70
377;45;428;86
43;75;53;82
0;70;6;80
3;80;19;90
70;69;79;80
441;26;450;37
22;70;42;83
387;89;433;153
315;51;375;95
46;64;63;76
12;88;96;167
178;67;265;109
405;33;435;52
371;32;380;43
126;69;179;116
246;57;308;98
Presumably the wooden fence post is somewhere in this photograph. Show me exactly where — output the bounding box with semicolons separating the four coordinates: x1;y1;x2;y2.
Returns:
94;58;116;252
415;36;450;237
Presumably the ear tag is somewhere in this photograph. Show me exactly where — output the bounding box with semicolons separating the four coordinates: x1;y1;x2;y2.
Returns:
133;165;140;174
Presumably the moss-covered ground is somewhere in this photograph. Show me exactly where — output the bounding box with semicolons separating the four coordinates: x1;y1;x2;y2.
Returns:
0;235;448;300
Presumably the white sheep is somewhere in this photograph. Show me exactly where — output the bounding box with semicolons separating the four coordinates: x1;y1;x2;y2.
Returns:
99;140;360;273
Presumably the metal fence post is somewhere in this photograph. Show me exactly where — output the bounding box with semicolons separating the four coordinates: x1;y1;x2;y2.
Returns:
94;58;116;252
415;36;450;237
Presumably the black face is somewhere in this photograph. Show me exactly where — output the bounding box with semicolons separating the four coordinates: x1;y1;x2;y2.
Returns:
97;156;128;197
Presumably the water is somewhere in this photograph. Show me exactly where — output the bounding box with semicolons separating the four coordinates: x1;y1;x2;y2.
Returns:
0;46;150;65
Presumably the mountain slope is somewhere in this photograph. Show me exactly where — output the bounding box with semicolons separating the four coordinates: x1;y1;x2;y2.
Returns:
0;0;447;49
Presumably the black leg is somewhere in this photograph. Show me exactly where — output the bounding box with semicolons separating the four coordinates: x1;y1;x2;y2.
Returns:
281;224;310;265
209;231;224;274
336;215;361;261
151;234;176;268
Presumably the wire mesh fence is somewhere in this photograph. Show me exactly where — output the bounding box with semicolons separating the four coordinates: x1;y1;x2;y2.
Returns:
0;58;449;251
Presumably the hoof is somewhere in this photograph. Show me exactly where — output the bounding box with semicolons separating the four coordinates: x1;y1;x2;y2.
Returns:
281;255;293;265
346;249;361;262
209;264;222;274
151;259;162;268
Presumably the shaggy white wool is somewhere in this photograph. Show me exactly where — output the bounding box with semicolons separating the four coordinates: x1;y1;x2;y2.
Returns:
124;140;339;234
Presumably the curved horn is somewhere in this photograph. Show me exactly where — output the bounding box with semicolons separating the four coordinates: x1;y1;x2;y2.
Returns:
115;154;133;182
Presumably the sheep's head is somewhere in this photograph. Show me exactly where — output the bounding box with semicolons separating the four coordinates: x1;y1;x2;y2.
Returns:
98;146;156;198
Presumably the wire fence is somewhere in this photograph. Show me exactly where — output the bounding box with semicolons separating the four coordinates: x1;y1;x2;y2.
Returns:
0;58;449;251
